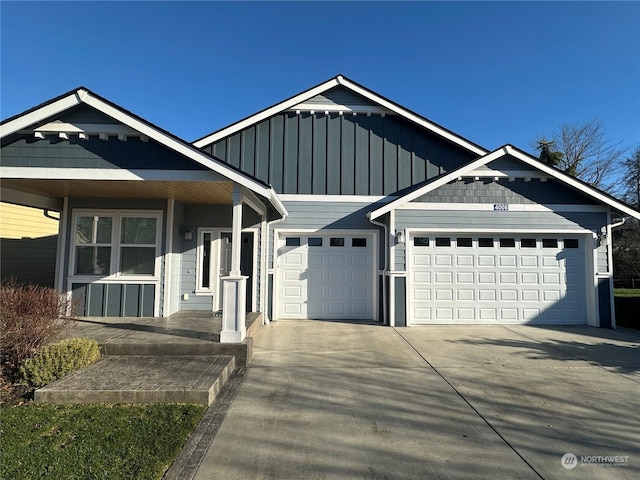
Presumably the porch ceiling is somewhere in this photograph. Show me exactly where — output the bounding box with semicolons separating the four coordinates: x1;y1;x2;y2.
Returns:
1;179;235;204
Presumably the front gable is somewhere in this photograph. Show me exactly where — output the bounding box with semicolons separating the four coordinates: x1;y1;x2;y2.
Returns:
195;76;486;196
2;104;208;172
370;146;640;220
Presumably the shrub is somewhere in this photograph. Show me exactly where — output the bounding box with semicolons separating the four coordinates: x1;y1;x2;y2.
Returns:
19;338;101;387
0;278;76;370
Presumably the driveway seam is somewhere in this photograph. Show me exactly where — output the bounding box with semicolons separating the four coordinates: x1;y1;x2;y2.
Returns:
503;326;640;385
392;327;546;480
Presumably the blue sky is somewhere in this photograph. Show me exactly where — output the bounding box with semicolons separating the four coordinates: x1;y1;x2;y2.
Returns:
2;1;639;155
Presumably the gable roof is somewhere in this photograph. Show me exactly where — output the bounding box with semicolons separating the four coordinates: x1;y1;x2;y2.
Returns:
192;75;489;156
368;144;640;220
0;87;287;217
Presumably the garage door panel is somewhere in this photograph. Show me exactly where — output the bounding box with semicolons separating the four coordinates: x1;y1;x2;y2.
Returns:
278;233;374;320
409;235;587;325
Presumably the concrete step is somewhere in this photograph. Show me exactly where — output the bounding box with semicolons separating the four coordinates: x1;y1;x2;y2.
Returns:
100;340;253;367
34;355;235;406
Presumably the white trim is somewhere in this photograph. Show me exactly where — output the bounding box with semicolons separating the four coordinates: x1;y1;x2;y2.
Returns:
260;216;268;323
241;187;267;216
194;227;259;312
288;104;392;115
30;122;139;135
193;78;342;148
466;168;548;179
0;187;63;211
192;75;487;157
68;209;163;283
337;77;487;156
0;167;226;182
403;227;593;235
163;199;175;317
388;210;396;327
398;202;610;213
272;228;379;322
369;145;640;221
1;90;88;137
278;194;397;203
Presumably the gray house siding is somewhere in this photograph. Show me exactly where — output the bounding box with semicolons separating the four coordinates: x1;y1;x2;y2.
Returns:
1;134;208;171
414;178;599;205
393;209;607;272
179;204;262;312
202;113;476;195
270;201;385;269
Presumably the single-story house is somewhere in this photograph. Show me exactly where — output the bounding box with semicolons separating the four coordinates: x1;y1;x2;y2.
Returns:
2;75;638;340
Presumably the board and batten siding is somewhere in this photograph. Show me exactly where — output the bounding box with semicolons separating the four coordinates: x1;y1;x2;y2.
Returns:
202;112;477;195
393;209;608;272
0;203;59;287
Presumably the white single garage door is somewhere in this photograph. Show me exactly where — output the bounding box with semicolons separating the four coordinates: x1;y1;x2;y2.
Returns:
409;234;587;325
277;233;376;320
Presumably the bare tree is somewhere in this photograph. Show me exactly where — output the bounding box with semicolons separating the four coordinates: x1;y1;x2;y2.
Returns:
621;145;640;208
536;118;627;194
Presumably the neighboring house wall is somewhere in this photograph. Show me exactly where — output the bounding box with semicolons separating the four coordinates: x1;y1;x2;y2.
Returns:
0;202;59;287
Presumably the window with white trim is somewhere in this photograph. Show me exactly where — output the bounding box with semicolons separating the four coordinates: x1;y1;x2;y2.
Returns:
71;211;161;278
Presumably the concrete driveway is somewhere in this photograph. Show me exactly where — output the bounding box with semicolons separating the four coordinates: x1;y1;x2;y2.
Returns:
193;321;640;480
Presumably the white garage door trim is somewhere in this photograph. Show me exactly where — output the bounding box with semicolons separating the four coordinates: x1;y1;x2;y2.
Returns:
405;229;595;325
274;229;378;321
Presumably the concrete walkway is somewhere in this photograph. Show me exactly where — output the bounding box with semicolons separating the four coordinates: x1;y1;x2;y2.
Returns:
188;321;640;480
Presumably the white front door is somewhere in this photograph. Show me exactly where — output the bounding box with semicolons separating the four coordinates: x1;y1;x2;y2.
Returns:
276;233;376;320
408;234;588;324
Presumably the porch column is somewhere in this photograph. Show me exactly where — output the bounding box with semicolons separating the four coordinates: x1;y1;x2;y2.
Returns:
220;185;247;343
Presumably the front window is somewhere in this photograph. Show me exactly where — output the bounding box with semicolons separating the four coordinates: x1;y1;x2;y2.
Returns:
72;211;161;277
75;216;113;275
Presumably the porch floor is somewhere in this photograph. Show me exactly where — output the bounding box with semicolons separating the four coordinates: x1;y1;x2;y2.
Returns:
35;312;262;405
57;311;262;365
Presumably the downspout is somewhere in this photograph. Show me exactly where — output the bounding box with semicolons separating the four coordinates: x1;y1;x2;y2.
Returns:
606;217;627;329
368;215;389;325
264;210;288;324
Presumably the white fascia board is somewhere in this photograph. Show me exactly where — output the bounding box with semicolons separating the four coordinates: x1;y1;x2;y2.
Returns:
336;77;488;156
0;167;227;182
0;187;63;210
192;78;341;148
368;147;509;220
0;90;87;138
502;146;640;220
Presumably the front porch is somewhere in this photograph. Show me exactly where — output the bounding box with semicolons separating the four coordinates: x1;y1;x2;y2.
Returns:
57;311;264;367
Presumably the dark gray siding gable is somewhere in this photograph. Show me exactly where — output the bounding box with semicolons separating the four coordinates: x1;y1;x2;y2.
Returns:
202;113;477;195
414;178;600;205
1;134;208;170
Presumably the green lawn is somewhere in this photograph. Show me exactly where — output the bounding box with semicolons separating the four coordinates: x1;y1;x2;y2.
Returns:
0;403;205;480
614;288;640;298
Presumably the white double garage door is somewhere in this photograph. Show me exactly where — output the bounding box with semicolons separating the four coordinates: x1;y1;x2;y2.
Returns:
276;232;376;320
408;233;588;325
